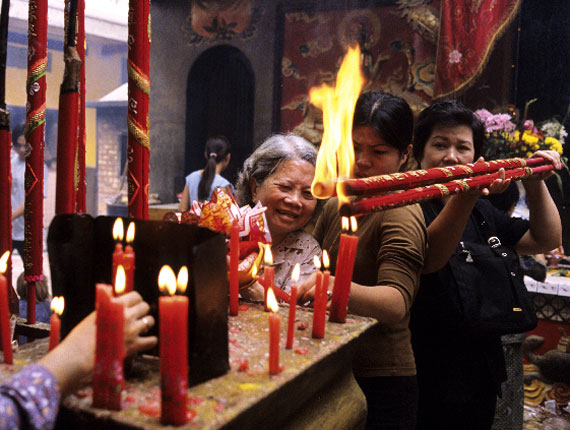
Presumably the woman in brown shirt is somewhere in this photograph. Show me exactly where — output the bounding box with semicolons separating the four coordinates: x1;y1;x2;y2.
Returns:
299;91;427;430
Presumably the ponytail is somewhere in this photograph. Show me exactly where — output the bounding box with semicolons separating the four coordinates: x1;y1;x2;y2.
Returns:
197;136;231;201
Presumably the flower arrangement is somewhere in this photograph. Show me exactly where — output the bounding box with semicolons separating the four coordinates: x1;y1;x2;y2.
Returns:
474;102;566;160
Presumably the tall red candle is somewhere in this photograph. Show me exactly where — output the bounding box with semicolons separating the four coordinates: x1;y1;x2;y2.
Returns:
122;222;136;293
93;282;125;410
329;217;358;323
313;252;330;339
261;245;274;312
229;219;239;316
112;218;124;285
267;287;281;375
48;296;64;351
286;263;300;349
75;0;87;213
159;265;189;426
0;251;12;364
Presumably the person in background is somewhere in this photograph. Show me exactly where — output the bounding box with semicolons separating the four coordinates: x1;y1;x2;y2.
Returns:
0;291;156;430
410;99;562;429
16;273;52;345
11;123;30;261
178;135;233;210
298;91;427;430
235;133;321;297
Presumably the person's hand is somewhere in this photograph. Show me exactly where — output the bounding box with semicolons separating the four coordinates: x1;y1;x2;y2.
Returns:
523;150;563;182
463;157;511;197
120;291;157;356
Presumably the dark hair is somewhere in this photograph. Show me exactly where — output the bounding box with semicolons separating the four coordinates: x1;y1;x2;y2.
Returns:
353;91;414;154
413;99;485;163
198;135;231;201
17;272;51;303
12;123;26;146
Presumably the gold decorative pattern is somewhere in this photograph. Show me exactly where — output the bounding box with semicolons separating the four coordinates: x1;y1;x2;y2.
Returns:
127;117;150;150
127;60;150;96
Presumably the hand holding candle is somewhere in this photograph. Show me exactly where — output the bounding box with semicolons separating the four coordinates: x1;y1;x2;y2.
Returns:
329;217;358;323
267;287;282;374
158;265;189;426
0;251;12;364
48;296;64;351
286;263;300;349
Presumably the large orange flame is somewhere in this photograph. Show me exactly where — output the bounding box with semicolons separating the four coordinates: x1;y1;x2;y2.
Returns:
309;45;365;206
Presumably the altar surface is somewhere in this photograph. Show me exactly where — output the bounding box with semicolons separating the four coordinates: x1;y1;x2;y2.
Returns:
1;303;377;430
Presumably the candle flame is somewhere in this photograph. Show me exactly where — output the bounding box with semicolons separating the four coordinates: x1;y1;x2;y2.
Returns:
341;216;349;232
50;296;65;316
177;266;188;294
0;250;10;274
291;263;300;282
113;218;124;241
267;287;279;313
350;216;358;233
158;265;177;296
313;254;321;270
309;45;365;206
252;264;258;279
126;222;135;243
115;265;126;295
322;250;330;269
264;244;273;265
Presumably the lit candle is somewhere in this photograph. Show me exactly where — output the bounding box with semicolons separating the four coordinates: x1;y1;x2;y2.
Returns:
112;218;124;286
93;278;125;410
329;216;359;323
114;265;126;297
229;219;239;316
48;296;64;351
267;287;281;375
262;245;274;312
122;222;135;293
313;251;330;339
0;251;12;364
159;265;189;426
286;263;300;349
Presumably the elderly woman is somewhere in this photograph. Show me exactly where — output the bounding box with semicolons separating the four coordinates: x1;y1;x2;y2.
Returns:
236;133;321;298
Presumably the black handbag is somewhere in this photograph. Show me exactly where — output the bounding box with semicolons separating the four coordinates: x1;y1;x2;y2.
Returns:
427;203;538;337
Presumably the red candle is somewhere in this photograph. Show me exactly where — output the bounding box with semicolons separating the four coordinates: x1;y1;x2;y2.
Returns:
159;265;189;426
0;251;12;364
286;264;300;349
313;252;330;338
229;219;239;316
48;296;64;351
267;287;281;374
123;222;136;293
262;245;274;312
93;281;125;410
329;217;359;323
112;218;124;285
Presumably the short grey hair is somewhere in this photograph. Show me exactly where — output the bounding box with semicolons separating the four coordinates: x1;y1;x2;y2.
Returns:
236;133;317;206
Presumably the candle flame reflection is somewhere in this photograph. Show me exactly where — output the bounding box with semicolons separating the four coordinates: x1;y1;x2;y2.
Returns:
126;222;135;243
313;255;321;270
50;296;65;316
322;250;330;269
177;266;188;294
158;265;177;296
0;250;10;274
113;218;124;241
267;287;279;313
264;244;273;265
115;265;126;295
291;263;300;282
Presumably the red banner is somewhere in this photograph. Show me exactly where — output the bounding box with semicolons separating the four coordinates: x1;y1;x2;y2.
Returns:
434;0;521;98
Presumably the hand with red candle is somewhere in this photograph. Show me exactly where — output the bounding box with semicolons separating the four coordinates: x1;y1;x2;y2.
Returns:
112;218;124;286
123;222;135;293
158;265;189;426
267;287;282;375
0;251;13;364
286;263;300;349
48;296;64;351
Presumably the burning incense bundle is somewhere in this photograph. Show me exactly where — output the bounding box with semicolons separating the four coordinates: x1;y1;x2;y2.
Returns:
342;157;548;197
340;161;554;217
55;0;82;214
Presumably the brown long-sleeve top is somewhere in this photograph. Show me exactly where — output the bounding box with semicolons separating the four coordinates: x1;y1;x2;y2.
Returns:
313;198;426;377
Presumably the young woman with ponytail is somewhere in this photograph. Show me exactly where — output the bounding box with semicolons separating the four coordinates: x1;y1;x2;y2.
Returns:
179;136;234;210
